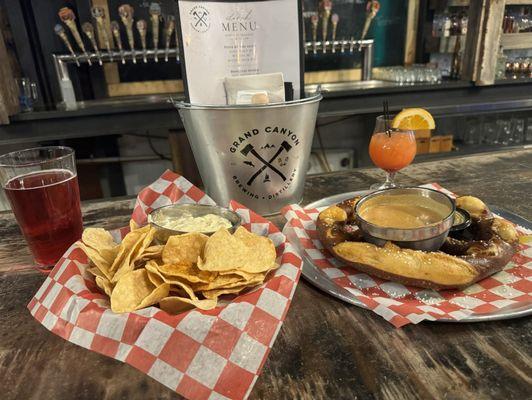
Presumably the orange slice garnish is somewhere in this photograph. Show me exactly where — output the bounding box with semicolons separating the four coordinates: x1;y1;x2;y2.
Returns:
392;108;436;130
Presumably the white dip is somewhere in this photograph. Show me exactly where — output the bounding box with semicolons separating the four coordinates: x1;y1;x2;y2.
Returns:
154;212;232;232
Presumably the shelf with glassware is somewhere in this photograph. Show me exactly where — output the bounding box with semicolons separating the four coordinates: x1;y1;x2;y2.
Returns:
414;109;532;161
424;1;469;80
496;3;532;81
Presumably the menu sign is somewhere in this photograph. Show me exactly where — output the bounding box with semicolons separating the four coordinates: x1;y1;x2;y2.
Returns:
176;0;304;104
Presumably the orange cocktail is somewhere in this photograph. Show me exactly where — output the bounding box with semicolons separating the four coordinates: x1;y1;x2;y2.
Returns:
368;108;434;189
369;131;416;172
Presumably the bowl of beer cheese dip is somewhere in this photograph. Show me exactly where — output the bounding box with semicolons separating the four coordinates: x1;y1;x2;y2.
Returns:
355;187;455;251
149;204;241;243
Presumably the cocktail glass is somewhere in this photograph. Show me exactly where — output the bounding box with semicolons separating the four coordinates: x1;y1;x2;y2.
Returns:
0;146;83;269
369;115;416;190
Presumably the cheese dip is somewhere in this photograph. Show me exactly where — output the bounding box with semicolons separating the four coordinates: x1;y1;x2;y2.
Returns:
153;211;232;233
358;194;449;229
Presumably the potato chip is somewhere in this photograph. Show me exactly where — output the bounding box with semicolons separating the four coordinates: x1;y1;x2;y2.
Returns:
129;219;139;231
83;228;118;251
198;228;276;273
82;219;278;314
111;225;151;271
145;260;197;299
111;225;156;283
111;269;169;313
218;267;275;281
233;226;277;265
193;271;264;291
82;228;119;263
202;286;251;300
156;262;212;284
141;245;164;259
159;296;217;313
146;269;165;287
95;276;114;297
137;283;170;310
162;233;208;265
87;266;105;278
78;242;114;281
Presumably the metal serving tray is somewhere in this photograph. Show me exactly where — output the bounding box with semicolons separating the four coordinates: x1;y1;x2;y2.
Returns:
283;190;532;323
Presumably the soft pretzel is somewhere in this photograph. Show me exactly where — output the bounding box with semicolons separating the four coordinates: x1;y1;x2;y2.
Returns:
316;195;518;290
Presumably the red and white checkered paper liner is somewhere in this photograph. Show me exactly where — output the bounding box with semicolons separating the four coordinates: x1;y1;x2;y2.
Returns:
282;183;532;328
28;170;302;400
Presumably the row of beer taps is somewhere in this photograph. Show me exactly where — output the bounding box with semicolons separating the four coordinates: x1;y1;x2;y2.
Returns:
54;3;177;66
304;0;380;54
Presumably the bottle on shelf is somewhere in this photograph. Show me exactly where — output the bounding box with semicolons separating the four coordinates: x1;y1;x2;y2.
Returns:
495;46;507;80
442;13;451;37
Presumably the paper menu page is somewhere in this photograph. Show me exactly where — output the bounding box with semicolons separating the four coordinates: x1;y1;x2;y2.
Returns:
177;0;302;104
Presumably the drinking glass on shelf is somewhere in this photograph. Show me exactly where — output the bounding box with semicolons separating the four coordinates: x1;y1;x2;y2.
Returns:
369;116;416;190
482;118;499;144
464;117;481;144
0;147;83;268
525;118;532;142
511;118;525;144
496;118;512;145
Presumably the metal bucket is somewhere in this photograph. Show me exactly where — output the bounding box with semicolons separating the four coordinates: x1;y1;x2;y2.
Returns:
174;93;322;215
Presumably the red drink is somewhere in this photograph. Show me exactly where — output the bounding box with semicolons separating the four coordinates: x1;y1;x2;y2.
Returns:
4;169;83;265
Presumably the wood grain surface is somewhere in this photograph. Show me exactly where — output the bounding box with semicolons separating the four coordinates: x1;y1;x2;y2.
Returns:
1;149;531;400
0;6;19;125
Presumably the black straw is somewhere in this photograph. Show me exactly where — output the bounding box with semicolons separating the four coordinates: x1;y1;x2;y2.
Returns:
383;100;391;137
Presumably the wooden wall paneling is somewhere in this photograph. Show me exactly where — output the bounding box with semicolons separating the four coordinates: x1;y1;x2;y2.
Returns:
107;80;183;97
461;0;505;85
93;0;119;91
304;69;362;84
0;7;19;124
404;0;420;65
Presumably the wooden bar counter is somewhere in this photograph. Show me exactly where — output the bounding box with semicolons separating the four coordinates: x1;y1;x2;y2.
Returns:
1;149;531;400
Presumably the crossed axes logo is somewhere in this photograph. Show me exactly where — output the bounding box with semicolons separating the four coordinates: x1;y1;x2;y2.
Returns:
193;10;208;27
190;6;210;32
240;141;292;186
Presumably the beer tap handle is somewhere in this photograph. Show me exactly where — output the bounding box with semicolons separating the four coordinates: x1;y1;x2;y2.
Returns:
321;0;332;53
361;0;380;40
91;6;113;62
110;21;125;64
311;14;318;54
54;24;80;66
58;7;92;65
82;22;102;65
164;15;175;62
149;3;161;62
118;4;136;63
136;20;148;63
331;13;339;53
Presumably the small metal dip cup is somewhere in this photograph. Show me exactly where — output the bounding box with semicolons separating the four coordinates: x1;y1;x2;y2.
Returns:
354;187;455;252
450;207;472;232
148;204;242;243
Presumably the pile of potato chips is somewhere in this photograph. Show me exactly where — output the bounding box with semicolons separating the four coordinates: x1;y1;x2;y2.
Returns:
79;222;278;313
